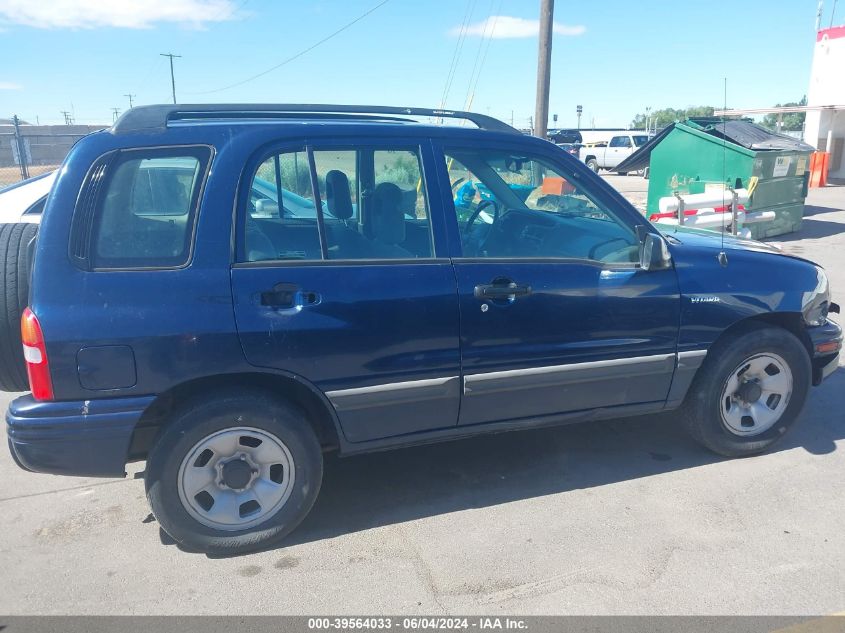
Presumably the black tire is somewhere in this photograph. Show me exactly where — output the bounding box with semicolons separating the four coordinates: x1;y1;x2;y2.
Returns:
642;166;650;180
681;325;811;457
145;390;323;554
586;158;599;173
0;223;39;392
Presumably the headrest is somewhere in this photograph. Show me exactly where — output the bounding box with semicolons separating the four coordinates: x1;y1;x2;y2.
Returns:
372;182;405;245
325;170;354;220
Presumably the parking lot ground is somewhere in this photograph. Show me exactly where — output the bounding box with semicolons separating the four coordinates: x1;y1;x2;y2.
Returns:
1;184;844;615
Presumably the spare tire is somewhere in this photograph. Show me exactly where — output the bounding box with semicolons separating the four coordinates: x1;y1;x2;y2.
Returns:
0;223;39;392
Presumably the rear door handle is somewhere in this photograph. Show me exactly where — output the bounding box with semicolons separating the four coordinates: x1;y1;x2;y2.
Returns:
474;281;532;300
261;283;320;309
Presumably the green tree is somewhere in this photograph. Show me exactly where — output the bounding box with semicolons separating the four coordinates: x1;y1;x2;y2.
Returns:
630;106;715;130
760;96;806;132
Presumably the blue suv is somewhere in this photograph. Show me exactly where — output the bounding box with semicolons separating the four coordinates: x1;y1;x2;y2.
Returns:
5;105;842;554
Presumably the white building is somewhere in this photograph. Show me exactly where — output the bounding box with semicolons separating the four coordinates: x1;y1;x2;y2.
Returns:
804;25;845;179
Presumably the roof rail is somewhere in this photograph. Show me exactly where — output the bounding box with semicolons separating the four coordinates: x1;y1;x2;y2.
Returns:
111;104;519;135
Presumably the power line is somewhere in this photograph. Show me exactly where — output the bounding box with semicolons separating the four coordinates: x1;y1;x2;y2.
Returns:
440;0;476;111
189;0;392;95
464;0;502;111
160;53;182;104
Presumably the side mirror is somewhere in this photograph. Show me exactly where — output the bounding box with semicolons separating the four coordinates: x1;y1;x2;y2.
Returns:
640;231;672;271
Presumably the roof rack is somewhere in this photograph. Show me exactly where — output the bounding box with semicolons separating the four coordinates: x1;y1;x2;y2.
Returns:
111;104;519;135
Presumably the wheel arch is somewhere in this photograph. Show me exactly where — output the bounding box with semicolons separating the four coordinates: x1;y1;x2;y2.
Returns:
714;312;813;358
669;311;812;410
128;371;343;463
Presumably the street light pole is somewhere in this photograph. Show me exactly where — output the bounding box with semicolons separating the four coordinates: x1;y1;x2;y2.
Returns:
533;0;554;139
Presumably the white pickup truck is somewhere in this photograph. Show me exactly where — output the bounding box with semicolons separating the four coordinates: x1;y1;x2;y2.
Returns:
580;133;650;174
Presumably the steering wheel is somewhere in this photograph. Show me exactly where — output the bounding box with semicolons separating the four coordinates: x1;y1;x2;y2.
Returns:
464;199;502;237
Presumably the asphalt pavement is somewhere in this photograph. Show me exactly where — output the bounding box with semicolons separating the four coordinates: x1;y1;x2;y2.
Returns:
0;181;843;615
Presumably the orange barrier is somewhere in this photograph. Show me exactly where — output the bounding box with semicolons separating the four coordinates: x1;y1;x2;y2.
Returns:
541;176;576;195
808;151;830;188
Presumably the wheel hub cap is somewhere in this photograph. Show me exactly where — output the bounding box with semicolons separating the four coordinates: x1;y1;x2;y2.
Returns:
177;427;296;531
719;353;793;437
735;379;763;405
219;455;255;490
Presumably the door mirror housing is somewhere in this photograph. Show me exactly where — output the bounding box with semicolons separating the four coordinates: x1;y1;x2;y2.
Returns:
639;231;672;271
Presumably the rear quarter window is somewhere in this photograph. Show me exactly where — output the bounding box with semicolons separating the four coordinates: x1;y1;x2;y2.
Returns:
82;147;211;269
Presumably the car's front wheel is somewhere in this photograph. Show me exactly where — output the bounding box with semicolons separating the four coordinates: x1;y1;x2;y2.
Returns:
145;390;323;554
681;325;811;457
586;158;599;173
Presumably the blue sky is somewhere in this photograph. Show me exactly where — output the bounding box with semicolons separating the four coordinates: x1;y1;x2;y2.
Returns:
0;0;837;127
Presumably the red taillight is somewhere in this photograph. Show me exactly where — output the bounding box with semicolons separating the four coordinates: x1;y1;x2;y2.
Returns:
21;308;53;401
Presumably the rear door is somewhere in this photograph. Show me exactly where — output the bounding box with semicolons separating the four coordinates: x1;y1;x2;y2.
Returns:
437;141;680;426
231;138;460;444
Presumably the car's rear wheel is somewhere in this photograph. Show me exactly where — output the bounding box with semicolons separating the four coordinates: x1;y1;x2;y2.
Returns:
0;223;39;392
681;325;811;457
145;390;323;554
586;158;599;173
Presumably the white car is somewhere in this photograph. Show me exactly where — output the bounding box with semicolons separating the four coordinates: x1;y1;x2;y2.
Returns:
0;171;56;224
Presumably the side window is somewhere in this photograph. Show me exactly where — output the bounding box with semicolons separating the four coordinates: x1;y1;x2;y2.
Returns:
246;150;322;262
609;136;631;148
374;150;427;220
92;149;209;269
243;146;434;262
444;148;639;264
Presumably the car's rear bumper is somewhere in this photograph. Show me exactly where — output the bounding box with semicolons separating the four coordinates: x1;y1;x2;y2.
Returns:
6;394;154;477
808;319;842;386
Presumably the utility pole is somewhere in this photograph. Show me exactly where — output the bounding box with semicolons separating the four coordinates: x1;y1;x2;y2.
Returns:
533;0;554;139
160;53;181;104
60;110;73;125
124;93;136;109
12;115;29;180
576;104;583;130
111;107;121;122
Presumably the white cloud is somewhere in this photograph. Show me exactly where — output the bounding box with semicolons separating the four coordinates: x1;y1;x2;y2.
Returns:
0;0;241;29
0;81;22;90
453;16;586;39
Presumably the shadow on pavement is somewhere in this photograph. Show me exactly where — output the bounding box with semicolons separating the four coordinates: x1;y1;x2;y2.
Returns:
189;367;844;557
773;218;845;242
802;205;842;218
226;366;836;553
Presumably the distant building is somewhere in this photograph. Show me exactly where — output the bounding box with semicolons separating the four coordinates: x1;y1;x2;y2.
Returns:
804;25;845;179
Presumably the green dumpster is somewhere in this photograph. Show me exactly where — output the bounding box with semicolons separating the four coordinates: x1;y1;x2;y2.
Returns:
616;118;814;239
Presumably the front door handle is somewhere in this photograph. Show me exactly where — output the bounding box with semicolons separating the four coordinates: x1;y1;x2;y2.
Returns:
474;280;532;300
261;283;320;309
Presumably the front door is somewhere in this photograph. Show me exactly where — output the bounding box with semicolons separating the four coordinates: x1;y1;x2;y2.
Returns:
438;142;680;426
605;135;633;169
231;139;460;443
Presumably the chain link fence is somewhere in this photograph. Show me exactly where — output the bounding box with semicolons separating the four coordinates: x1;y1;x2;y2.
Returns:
0;116;106;189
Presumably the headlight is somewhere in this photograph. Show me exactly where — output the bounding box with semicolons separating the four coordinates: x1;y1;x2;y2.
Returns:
802;267;831;326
